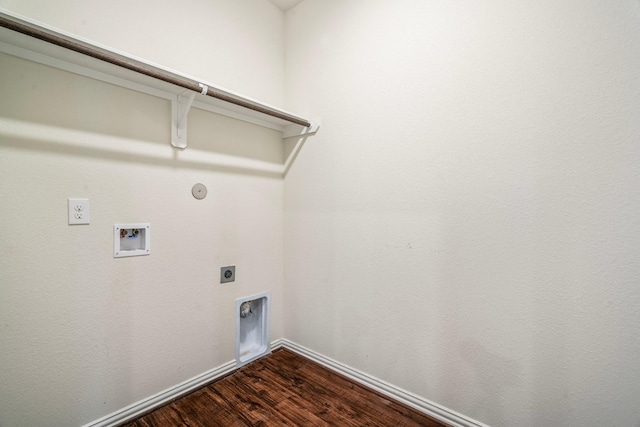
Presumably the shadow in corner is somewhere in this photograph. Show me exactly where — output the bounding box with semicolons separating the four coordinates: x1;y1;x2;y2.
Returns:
283;134;310;177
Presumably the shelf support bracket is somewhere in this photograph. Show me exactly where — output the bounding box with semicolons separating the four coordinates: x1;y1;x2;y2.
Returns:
171;90;197;149
283;120;321;176
282;121;321;140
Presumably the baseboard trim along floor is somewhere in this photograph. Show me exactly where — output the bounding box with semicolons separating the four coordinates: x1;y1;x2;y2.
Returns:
83;338;487;427
277;339;487;427
81;359;237;427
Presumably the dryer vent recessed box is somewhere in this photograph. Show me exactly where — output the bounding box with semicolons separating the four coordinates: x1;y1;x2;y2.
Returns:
114;223;150;258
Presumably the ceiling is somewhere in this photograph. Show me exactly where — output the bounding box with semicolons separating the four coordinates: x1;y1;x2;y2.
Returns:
267;0;304;12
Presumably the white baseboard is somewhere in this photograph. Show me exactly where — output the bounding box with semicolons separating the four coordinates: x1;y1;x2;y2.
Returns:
271;337;285;350
278;339;488;427
82;359;238;427
84;338;485;427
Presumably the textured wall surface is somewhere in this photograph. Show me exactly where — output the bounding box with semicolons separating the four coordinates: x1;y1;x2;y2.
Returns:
0;1;286;426
0;0;285;107
3;1;640;426
283;1;640;426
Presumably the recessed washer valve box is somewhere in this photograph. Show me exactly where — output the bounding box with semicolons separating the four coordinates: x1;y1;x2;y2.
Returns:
114;223;150;258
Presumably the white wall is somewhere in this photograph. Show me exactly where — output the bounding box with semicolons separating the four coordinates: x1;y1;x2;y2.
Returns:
0;1;285;426
4;1;640;426
284;1;640;426
0;0;285;106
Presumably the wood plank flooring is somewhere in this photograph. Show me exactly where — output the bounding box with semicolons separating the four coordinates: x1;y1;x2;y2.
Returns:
121;348;450;427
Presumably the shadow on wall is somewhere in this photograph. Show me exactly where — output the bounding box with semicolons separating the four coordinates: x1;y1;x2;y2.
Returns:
460;339;522;426
188;108;284;166
0;119;284;179
0;52;288;177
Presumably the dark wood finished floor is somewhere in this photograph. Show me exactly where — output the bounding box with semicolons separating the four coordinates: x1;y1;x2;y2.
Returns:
121;348;450;426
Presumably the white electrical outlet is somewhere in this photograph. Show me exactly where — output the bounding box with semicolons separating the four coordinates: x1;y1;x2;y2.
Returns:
68;198;90;225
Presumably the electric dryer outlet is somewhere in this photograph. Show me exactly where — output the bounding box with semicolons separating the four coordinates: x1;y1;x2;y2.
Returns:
221;266;235;283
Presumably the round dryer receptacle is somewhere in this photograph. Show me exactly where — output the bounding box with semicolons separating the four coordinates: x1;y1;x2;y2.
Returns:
192;183;207;200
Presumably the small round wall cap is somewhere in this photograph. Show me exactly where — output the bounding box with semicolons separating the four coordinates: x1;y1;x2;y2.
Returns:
192;183;207;200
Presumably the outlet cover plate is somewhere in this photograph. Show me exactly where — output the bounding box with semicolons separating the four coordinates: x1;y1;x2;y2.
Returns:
68;198;90;225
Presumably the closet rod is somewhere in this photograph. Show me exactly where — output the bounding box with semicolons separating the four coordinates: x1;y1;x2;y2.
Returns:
0;15;311;128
